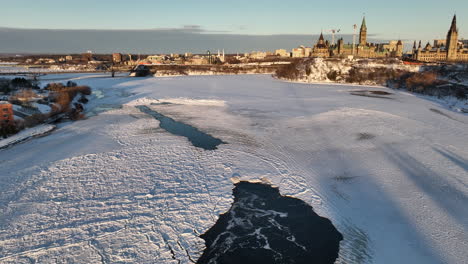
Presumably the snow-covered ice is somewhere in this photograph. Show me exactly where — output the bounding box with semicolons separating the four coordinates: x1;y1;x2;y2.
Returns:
32;102;52;114
0;74;467;263
0;124;55;149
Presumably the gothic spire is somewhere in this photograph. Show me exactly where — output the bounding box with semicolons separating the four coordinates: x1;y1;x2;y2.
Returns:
425;42;432;50
319;32;324;41
449;14;457;33
360;16;367;30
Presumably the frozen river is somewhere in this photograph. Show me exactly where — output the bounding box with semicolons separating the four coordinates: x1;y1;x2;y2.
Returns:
0;74;467;263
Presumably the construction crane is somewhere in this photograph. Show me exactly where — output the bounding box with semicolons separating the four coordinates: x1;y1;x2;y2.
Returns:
352;24;357;55
328;29;341;45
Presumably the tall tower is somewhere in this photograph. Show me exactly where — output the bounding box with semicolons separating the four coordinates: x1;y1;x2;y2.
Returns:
318;32;326;46
337;38;344;55
396;40;403;57
412;41;417;59
359;16;367;46
446;15;458;61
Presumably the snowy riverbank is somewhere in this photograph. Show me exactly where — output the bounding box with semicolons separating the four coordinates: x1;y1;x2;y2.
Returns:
0;124;55;149
276;58;468;114
0;74;467;263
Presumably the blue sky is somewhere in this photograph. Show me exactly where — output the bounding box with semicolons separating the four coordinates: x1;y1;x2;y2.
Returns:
0;0;466;53
1;0;466;39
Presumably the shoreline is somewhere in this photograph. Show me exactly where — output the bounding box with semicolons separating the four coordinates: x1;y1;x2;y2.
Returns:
0;124;56;150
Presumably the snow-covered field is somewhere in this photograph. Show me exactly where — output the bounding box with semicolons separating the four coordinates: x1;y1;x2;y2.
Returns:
0;74;467;263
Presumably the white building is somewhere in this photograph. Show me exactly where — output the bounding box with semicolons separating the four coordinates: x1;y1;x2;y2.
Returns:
275;49;290;57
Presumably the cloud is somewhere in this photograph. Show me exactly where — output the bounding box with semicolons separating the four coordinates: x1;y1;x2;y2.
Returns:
147;25;216;33
0;25;230;34
0;27;390;54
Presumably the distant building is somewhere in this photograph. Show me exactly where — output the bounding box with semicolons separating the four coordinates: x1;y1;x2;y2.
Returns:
359;17;367;46
332;17;403;58
290;17;403;59
433;39;446;48
312;33;330;58
247;51;267;60
462;39;468;48
112;53;123;63
291;46;313;58
186;56;209;65
412;15;468;62
35;58;56;64
292;47;305;58
275;49;290;57
146;55;164;64
0;102;14;125
82;52;93;62
382;41;400;52
65;55;73;61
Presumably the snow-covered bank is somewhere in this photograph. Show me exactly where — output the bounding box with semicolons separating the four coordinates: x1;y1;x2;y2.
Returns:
276;58;468;114
0;124;55;149
0;75;467;263
151;63;281;77
0;64;102;74
277;58;420;84
155;71;273;77
154;70;274;77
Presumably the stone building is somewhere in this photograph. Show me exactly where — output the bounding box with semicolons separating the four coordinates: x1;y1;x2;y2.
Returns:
275;49;290;57
311;33;330;57
462;39;468;48
433;39;446;47
332;17;403;58
286;16;403;59
292;46;313;58
247;51;267;60
412;15;468;62
383;41;402;53
359;17;367;46
112;53;123;63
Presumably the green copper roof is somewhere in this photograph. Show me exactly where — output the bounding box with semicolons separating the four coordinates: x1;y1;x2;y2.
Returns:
361;17;367;30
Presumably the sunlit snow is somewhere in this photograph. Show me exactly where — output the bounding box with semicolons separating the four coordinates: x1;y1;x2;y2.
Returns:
0;74;467;264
